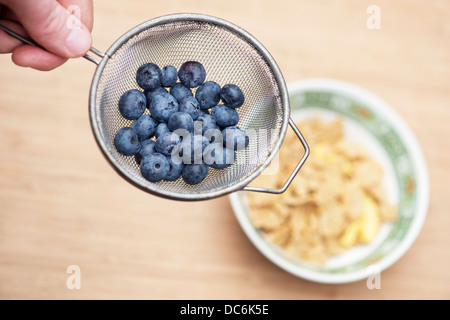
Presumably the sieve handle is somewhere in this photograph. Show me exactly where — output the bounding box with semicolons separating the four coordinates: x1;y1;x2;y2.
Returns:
0;24;104;65
243;118;310;195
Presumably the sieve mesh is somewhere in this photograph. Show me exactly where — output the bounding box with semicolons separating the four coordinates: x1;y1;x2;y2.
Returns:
91;16;287;199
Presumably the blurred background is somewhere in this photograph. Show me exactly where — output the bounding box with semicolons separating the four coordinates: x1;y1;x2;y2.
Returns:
0;0;449;299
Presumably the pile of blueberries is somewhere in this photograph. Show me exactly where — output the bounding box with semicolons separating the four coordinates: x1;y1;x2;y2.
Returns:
114;61;249;185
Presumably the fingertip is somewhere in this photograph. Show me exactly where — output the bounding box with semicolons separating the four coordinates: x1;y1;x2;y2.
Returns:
65;27;92;57
12;45;68;71
8;0;92;59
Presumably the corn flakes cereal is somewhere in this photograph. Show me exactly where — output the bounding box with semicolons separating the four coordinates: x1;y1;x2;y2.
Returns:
247;117;398;263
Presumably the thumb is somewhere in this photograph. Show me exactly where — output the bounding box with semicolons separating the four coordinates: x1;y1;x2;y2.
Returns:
8;0;92;58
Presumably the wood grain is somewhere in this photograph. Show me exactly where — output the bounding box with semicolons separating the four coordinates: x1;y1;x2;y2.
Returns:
0;0;449;299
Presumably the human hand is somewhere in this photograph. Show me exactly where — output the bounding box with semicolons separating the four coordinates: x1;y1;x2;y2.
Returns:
0;0;93;71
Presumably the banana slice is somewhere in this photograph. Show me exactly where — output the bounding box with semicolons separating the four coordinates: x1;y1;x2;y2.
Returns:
359;195;381;244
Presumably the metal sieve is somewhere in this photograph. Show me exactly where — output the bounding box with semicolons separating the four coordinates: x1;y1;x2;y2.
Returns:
0;13;309;201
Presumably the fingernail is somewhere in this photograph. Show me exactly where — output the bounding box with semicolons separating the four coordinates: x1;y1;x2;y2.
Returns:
65;27;91;57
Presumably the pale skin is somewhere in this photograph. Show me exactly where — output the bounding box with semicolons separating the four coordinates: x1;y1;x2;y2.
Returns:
0;0;94;71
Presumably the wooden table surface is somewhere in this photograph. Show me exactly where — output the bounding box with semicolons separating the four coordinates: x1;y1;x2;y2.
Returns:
1;0;449;300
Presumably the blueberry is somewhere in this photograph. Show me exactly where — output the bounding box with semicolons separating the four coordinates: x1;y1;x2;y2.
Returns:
168;112;194;132
220;84;245;109
140;153;170;182
182;162;209;185
179;96;201;120
155;122;170;139
170;83;192;103
177;134;210;164
136;63;161;91
131;114;158;141
118;89;146;120
145;86;168;107
135;139;156;165
164;155;184;181
155;132;181;156
114;127;141;156
195;113;218;134
149;92;179;122
203;143;236;169
222;126;249;151
195;81;221;110
194;114;221;143
211;105;239;127
178;61;206;88
161;65;178;87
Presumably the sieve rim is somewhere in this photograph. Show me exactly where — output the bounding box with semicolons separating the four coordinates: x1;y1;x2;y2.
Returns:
89;13;290;201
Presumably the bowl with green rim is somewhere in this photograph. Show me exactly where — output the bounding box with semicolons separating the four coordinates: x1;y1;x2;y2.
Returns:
230;79;429;284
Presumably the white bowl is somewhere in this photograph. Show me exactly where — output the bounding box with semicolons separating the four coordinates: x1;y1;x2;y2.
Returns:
230;79;429;284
